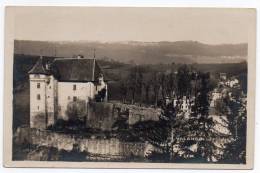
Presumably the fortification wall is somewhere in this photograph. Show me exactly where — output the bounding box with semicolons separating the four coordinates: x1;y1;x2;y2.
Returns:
30;100;161;131
87;102;161;130
117;103;161;125
14;127;146;158
87;102;116;130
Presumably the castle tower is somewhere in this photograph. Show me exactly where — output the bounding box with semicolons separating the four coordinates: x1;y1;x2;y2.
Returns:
28;57;56;129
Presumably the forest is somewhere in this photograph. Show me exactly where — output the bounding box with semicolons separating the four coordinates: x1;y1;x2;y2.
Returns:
109;63;247;163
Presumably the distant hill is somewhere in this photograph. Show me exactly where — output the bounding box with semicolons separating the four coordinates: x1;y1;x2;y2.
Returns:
14;40;247;64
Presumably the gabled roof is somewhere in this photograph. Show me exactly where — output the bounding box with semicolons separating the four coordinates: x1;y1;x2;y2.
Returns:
28;57;51;75
51;58;102;82
29;56;105;82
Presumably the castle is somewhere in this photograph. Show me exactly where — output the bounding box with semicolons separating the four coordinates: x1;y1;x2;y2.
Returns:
28;55;107;129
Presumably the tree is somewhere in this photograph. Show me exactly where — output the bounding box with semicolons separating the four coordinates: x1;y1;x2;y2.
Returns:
136;68;144;103
191;73;214;161
215;98;229;116
48;99;90;133
135;100;186;162
127;66;144;104
66;100;87;122
144;80;151;104
165;72;177;98
159;101;180;161
158;73;167;100
179;72;228;162
221;88;247;163
143;100;196;162
176;65;192;98
119;81;128;103
151;72;161;106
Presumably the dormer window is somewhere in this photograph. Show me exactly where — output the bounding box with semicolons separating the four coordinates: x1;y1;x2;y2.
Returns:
73;84;76;90
37;83;40;88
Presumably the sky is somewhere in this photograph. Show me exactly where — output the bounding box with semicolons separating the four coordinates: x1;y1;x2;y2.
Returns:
10;7;255;44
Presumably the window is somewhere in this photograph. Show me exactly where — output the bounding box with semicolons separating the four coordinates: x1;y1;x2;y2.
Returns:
37;106;39;110
73;96;77;101
68;96;71;100
37;94;41;100
37;83;40;88
73;84;76;90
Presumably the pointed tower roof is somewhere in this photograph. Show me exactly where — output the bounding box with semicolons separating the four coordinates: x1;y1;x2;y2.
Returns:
28;57;50;75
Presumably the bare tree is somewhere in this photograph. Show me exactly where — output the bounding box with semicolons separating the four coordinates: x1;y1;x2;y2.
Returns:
144;81;151;104
151;72;160;106
127;66;144;104
119;81;128;103
176;65;192;98
166;72;177;98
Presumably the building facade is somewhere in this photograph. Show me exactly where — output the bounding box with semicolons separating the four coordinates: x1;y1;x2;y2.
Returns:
28;56;107;129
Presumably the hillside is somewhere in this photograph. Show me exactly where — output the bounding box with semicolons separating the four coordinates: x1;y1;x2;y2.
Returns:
14;40;247;64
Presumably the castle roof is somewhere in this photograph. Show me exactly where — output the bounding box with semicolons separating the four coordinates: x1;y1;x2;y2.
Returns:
52;58;102;82
29;57;103;82
28;57;51;75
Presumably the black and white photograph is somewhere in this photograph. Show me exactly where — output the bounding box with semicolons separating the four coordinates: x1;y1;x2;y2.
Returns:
3;7;256;169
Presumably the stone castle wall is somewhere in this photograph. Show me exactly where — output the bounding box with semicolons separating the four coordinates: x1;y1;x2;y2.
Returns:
30;97;161;131
117;103;161;125
87;102;161;130
87;102;116;130
14;127;146;158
